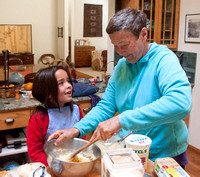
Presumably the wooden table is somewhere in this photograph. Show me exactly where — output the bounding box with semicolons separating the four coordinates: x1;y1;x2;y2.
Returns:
0;159;156;177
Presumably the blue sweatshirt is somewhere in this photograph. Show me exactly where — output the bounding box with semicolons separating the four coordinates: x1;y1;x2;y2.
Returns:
74;43;192;161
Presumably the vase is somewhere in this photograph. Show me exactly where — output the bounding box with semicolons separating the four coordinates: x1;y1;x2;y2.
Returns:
9;72;25;86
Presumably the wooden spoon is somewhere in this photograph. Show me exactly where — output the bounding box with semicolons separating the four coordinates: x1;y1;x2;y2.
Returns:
68;139;99;160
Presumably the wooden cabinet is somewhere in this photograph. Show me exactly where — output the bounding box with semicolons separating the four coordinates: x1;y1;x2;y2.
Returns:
75;46;95;67
77;100;92;117
0;108;34;131
0;99;92;156
0;108;34;157
76;100;93;140
21;53;34;64
120;0;180;51
0;53;34;66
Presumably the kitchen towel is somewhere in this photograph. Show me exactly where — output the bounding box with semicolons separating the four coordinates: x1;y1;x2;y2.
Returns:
89;94;101;108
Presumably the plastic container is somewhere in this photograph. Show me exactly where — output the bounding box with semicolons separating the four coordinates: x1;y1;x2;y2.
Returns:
95;134;125;156
101;148;144;177
125;134;152;170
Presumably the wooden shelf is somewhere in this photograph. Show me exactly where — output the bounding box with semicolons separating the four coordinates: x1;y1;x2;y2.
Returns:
143;9;151;11
165;11;172;14
164;30;171;32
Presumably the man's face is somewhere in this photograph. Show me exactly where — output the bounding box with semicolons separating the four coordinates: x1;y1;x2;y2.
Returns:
109;29;148;63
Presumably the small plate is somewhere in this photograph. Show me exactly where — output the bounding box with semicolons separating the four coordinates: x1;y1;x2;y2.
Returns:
21;91;33;99
19;89;32;94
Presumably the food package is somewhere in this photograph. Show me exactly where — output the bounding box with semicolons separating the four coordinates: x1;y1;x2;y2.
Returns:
4;162;51;177
154;157;190;177
101;148;144;177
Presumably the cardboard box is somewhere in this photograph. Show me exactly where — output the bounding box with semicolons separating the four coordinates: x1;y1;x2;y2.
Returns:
154;157;190;177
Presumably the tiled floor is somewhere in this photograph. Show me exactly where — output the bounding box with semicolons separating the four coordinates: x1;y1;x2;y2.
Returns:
76;67;104;80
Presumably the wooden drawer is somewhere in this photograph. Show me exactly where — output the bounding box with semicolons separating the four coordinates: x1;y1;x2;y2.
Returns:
76;100;92;117
22;53;34;64
0;109;31;131
76;100;92;140
74;46;95;67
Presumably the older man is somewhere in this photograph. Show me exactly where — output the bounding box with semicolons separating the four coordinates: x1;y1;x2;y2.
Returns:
49;8;191;168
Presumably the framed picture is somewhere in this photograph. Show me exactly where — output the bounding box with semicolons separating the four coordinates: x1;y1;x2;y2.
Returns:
185;14;200;43
83;4;102;37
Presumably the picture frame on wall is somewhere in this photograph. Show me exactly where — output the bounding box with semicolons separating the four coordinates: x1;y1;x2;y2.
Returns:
83;4;102;37
185;14;200;43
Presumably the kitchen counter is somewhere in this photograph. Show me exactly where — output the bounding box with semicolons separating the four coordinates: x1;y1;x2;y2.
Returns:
0;81;105;111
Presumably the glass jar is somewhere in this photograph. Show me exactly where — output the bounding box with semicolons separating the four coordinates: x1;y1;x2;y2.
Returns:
95;134;125;156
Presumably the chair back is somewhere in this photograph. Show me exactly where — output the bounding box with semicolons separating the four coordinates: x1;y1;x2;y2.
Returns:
48;59;71;74
24;72;36;83
9;58;23;65
39;54;55;65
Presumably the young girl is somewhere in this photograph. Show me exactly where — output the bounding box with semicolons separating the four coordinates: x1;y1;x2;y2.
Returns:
26;65;84;166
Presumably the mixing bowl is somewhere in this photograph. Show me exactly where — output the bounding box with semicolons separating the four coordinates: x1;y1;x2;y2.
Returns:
44;138;101;177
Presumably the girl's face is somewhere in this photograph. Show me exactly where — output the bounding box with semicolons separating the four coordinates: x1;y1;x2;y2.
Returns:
55;69;73;107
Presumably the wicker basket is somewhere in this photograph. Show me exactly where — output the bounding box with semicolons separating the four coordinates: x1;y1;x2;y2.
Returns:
0;81;20;98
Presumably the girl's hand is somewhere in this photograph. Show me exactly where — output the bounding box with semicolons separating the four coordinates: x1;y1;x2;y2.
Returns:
47;128;80;146
89;116;122;143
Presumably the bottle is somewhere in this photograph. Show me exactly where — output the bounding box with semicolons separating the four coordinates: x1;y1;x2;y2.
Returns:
15;89;20;100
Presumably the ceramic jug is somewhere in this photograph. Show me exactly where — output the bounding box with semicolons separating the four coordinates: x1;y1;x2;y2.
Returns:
9;72;25;85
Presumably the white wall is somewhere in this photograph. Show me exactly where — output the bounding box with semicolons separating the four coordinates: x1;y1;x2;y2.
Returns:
107;0;116;75
70;0;109;63
57;0;65;60
0;0;57;63
178;0;200;149
0;0;109;64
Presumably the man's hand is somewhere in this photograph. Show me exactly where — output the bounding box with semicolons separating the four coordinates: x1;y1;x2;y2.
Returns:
47;128;80;146
89;116;122;143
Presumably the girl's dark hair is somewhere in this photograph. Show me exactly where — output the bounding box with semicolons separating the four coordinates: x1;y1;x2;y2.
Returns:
106;8;147;38
32;65;73;113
